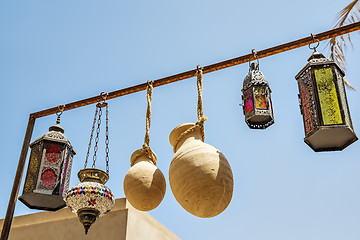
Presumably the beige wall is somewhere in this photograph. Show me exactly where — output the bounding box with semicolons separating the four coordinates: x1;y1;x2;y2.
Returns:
0;198;180;240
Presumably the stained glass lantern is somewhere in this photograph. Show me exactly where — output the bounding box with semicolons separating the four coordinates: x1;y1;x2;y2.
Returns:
295;50;358;151
241;62;274;129
19;122;76;211
66;168;115;234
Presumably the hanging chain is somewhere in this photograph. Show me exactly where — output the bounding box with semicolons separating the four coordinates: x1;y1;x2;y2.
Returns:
85;107;99;169
142;81;157;165
105;104;110;174
92;105;103;168
84;92;109;170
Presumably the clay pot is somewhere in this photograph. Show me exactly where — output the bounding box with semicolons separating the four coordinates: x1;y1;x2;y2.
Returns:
169;123;234;218
123;149;166;211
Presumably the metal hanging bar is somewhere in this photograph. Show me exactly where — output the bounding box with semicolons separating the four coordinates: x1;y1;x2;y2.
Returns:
1;21;360;240
31;21;360;119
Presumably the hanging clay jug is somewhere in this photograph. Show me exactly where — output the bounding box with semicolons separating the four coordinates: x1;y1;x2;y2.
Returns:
123;149;166;211
169;123;234;218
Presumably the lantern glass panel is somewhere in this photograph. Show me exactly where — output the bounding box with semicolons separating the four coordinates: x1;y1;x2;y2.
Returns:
254;87;267;109
40;167;58;189
45;145;61;164
298;72;316;135
314;68;343;125
243;89;254;113
19;124;76;211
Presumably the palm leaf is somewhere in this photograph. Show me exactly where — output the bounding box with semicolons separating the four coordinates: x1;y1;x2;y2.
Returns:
326;0;360;90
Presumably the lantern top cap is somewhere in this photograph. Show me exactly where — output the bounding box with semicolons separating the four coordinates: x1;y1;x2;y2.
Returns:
307;51;326;61
242;64;269;89
295;50;345;79
49;124;64;133
250;62;259;70
30;123;76;155
78;168;109;184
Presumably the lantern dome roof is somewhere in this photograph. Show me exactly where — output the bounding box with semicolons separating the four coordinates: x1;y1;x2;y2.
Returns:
30;123;76;155
242;62;269;90
295;51;345;79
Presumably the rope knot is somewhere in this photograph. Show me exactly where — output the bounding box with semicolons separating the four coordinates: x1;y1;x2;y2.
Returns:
142;144;157;166
195;116;208;126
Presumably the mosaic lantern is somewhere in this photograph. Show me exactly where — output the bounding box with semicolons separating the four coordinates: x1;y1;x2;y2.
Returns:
66;95;115;234
66;168;115;234
295;50;358;151
19;120;76;211
241;62;274;129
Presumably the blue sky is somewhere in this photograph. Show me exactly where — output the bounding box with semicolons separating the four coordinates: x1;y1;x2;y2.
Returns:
1;1;360;239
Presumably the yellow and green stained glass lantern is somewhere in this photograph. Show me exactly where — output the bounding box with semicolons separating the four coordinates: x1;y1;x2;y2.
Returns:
295;50;358;152
19;117;76;211
241;62;275;129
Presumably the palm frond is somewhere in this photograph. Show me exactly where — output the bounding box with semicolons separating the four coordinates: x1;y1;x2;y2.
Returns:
326;0;360;90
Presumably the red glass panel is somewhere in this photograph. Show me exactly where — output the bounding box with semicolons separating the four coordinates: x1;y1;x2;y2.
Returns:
40;168;57;189
244;90;253;113
46;145;61;164
299;80;314;135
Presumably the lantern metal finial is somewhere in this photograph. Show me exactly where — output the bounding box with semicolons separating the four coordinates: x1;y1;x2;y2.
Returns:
295;45;357;151
66;93;114;235
241;50;274;129
19;108;76;211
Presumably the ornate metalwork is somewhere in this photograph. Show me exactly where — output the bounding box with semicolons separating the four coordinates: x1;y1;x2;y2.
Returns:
19;114;76;211
295;50;358;151
241;59;275;129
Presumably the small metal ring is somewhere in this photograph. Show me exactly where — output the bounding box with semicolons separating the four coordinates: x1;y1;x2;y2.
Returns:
56;105;65;116
308;34;320;51
100;92;108;101
249;49;260;69
308;40;319;51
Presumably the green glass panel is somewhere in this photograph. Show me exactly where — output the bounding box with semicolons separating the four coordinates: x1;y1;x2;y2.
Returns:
314;68;343;125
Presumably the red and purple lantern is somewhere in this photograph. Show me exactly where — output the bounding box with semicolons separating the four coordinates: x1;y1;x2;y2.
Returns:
19;122;76;211
241;62;274;129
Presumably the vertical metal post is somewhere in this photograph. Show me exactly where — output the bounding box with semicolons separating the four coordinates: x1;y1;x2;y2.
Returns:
1;115;36;240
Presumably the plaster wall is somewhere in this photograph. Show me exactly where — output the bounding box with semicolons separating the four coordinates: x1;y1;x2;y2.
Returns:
0;198;179;240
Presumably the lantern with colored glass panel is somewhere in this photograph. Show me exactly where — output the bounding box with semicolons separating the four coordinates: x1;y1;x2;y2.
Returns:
241;62;274;129
19;123;76;211
295;50;358;151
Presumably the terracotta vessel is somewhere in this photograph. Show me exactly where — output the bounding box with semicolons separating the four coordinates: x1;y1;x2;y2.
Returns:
123;149;166;211
169;123;234;218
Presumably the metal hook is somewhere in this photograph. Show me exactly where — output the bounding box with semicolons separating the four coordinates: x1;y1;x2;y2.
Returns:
147;80;154;87
249;49;260;70
56;105;65;116
100;92;108;101
196;65;203;75
55;105;65;124
309;33;320;52
97;92;108;108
